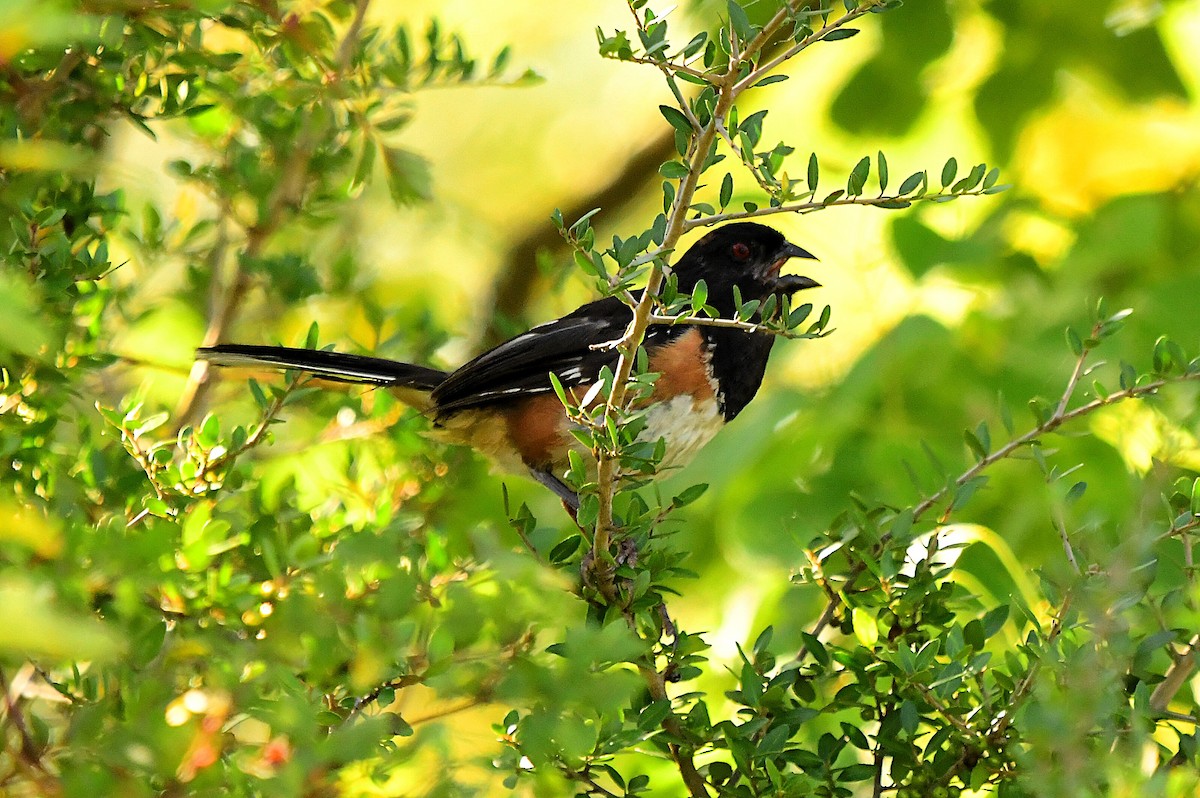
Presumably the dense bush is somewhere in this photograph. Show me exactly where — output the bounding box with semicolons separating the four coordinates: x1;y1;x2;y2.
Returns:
1;1;1198;796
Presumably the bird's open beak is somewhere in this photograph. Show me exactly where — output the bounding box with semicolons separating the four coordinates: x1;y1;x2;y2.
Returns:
782;242;818;261
766;242;820;293
775;274;821;293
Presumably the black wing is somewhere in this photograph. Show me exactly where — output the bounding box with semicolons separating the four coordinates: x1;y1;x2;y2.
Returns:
430;296;679;414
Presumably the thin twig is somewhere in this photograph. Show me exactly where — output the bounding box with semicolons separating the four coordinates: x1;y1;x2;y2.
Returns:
112;353;194;375
199;377;298;478
607;53;710;80
733;3;877;94
912;681;976;736
682;186;998;231
911;372;1198;524
735;0;813;68
714;113;785;199
1055;339;1091;418
646;311;826;339
1052;504;1081;574
351;674;424;716
1150;634;1200;713
564;766;623;798
797;600;838;660
407;695;489;727
583;28;744;789
0;666;44;770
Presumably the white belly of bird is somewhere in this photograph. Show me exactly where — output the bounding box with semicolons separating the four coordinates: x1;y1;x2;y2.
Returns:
637;395;725;473
435;394;724;480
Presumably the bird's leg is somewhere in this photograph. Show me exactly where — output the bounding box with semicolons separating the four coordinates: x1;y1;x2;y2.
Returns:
530;470;640;602
529;468;580;514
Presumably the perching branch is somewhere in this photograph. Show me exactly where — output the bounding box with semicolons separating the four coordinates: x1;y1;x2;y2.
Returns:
585;6;968;796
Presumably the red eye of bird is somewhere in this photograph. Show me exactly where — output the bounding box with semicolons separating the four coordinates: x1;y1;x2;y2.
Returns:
731;242;751;261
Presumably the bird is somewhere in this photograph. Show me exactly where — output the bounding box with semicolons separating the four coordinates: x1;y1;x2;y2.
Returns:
196;222;819;509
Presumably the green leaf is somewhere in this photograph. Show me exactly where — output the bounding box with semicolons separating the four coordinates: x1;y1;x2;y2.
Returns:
682;31;708;58
807;152;819;192
637;700;672;730
800;632;829;668
719;172;733;209
852;606;878;647
889;508;914;543
752;74;789;88
999;390;1015;435
673;483;709;508
349;138;377;194
1066;326;1084;356
659;104;694;135
737;109;768;147
847;155;870;196
248;378;268;410
876;150;889;193
727;0;751;40
752;626;773;656
897;170;925;195
824;28;860;41
974;421;991;453
940;156;957;188
981;605;1009;639
900;699;920;733
381;145;432;205
660;160;690;179
197;414;221;448
957;162;987;192
548;372;569;407
740;660;762;705
840;763;876;781
963;428;987;461
787;303;812;328
547;534;581;566
950;475;988;510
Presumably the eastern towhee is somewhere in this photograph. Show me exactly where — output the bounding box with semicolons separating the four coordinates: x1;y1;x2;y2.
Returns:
197;222;819;508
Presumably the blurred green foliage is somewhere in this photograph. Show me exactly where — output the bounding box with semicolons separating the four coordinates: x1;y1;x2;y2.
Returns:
1;1;1199;797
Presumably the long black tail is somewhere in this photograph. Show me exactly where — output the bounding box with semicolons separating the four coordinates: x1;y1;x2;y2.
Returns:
197;344;448;390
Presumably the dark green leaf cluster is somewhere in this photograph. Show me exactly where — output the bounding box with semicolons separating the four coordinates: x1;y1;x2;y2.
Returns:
0;3;554;795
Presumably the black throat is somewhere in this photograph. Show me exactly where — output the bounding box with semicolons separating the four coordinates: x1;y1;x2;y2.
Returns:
702;324;778;421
